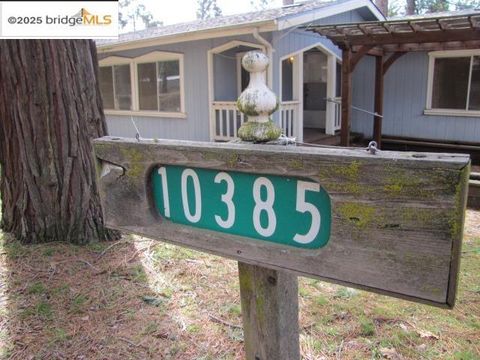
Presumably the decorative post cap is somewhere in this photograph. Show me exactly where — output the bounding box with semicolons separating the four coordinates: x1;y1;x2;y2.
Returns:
237;51;281;142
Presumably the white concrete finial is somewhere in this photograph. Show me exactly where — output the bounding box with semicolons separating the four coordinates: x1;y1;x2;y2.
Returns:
237;51;281;142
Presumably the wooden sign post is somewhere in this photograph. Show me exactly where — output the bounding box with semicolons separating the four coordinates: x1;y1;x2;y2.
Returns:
93;52;470;359
94;138;469;359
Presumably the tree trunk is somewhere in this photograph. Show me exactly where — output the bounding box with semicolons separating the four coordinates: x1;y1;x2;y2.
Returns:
406;0;416;15
375;0;388;16
0;40;120;244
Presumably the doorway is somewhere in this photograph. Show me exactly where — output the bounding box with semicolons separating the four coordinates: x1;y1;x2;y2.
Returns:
280;44;340;142
303;48;328;139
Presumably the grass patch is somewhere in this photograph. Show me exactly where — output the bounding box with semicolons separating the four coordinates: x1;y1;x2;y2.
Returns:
359;316;375;336
315;295;328;306
187;323;201;333
453;350;478;360
27;282;46;295
334;287;358;299
141;322;159;336
3;240;28;258
50;328;70;344
131;265;148;283
52;283;70;295
42;248;55;257
70;294;88;314
225;303;241;317
152;243;198;262
36;301;53;320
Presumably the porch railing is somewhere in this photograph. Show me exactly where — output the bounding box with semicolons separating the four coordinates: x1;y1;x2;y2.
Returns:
212;101;246;141
279;101;299;138
212;101;300;141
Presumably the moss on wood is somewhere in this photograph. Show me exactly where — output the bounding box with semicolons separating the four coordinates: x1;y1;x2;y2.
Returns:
288;160;304;170
120;147;146;181
238;120;281;142
337;203;376;229
449;164;470;239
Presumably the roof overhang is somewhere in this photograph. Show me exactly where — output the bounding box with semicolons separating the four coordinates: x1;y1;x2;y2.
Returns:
276;0;385;30
308;12;480;53
97;0;385;54
97;20;277;53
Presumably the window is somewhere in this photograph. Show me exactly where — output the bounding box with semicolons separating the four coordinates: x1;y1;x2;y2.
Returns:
427;51;480;115
99;64;132;110
98;52;185;117
137;59;181;112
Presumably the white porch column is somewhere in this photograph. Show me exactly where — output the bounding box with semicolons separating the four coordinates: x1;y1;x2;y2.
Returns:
295;53;304;142
325;54;337;135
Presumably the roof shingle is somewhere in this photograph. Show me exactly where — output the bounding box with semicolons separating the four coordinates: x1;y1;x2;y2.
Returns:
98;0;352;47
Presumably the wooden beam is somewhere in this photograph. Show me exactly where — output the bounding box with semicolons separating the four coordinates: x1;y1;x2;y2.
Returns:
383;52;406;75
351;45;375;71
351;40;480;54
351;45;384;56
380;40;480;52
310;14;480;39
373;56;384;148
366;47;385;56
341;48;352;147
239;262;300;360
344;29;480;46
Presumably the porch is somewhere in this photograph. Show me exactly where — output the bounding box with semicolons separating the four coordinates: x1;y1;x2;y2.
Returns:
211;99;342;142
310;12;480;149
208;40;343;143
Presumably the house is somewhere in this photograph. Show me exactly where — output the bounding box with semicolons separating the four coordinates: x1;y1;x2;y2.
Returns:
96;1;480;162
96;0;384;143
311;10;480;162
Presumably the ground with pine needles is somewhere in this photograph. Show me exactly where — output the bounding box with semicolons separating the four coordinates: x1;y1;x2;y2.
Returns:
0;210;479;360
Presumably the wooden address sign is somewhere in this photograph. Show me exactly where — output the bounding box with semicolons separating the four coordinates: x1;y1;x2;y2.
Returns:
152;165;331;249
94;137;470;308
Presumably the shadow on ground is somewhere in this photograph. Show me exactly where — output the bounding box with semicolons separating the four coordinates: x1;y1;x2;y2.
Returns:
0;233;244;359
0;211;479;359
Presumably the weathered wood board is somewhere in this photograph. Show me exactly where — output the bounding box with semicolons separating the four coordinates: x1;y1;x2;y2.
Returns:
93;137;470;308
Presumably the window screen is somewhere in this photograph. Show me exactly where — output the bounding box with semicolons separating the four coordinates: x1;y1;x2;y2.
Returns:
99;66;114;109
138;60;181;112
113;65;132;110
432;57;470;110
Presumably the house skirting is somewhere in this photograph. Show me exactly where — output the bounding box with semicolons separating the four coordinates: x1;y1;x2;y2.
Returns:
381;135;480;165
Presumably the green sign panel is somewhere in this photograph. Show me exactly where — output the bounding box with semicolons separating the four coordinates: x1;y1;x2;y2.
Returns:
151;165;331;249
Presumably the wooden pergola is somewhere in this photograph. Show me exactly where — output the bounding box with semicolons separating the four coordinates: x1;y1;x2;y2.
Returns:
308;12;480;147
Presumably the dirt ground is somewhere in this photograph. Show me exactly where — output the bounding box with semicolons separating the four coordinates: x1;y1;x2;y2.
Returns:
0;211;479;360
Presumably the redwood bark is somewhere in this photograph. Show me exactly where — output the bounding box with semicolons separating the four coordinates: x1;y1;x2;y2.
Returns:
375;0;388;16
0;40;120;244
406;0;416;15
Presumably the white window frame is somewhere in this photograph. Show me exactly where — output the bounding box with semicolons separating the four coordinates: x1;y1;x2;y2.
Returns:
99;51;186;119
98;56;135;112
425;49;480;118
134;51;185;117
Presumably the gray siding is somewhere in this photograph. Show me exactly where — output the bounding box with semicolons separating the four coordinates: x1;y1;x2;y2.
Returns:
351;56;375;138
100;8;377;141
101;39;212;140
351;52;480;143
100;34;269;141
